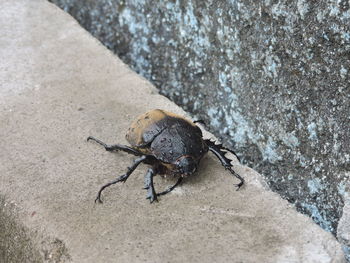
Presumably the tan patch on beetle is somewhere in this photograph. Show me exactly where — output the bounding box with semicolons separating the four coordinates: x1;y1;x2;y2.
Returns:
126;109;196;147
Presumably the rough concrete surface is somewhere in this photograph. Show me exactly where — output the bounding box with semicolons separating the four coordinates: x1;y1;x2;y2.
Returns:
0;0;345;262
48;0;350;239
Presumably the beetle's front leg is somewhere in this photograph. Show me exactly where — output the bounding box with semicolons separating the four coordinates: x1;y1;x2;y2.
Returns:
205;139;244;190
95;155;147;203
143;168;158;203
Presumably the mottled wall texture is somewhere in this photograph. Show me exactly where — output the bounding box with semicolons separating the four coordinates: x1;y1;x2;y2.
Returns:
50;0;350;253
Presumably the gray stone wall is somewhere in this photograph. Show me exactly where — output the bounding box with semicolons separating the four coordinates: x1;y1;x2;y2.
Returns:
50;0;349;245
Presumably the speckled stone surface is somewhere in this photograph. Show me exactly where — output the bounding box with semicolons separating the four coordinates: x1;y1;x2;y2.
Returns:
49;0;350;255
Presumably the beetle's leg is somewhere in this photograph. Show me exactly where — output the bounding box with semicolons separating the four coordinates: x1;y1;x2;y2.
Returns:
157;177;183;196
205;139;241;162
87;136;142;156
95;155;147;203
205;139;244;190
143;168;158;203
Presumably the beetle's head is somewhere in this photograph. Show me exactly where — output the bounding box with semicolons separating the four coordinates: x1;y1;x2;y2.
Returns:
175;155;197;176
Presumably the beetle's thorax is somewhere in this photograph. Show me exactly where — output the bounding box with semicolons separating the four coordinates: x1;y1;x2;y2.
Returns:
150;122;207;163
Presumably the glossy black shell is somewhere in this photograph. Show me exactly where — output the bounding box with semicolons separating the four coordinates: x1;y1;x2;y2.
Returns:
126;109;208;164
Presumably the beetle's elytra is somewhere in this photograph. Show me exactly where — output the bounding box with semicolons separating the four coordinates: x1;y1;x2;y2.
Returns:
87;109;244;203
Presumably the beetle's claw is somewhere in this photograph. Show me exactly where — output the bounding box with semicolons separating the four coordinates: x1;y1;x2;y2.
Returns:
152;197;159;203
120;177;128;183
234;181;244;191
146;195;158;203
87;136;98;142
146;191;158;203
95;196;103;204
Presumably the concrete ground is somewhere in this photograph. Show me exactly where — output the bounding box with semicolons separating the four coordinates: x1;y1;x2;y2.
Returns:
0;0;345;262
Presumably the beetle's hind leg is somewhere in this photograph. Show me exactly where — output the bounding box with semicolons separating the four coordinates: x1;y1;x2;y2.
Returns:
143;168;158;203
205;139;244;190
157;177;183;196
87;136;141;156
95;155;147;203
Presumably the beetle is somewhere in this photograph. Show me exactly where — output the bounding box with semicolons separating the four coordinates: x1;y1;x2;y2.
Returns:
87;109;244;203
